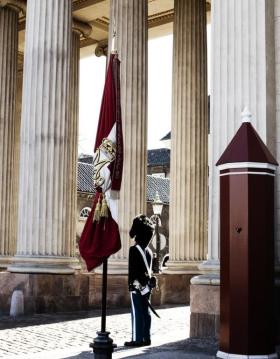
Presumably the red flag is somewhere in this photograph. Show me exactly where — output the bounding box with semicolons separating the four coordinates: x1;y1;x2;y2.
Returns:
79;53;123;271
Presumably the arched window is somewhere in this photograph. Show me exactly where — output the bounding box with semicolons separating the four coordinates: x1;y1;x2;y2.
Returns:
79;207;91;220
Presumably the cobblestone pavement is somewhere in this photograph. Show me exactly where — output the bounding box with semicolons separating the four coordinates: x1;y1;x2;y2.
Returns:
0;306;218;359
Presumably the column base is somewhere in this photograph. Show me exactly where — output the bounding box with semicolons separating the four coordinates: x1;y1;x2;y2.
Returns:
191;273;220;285
8;255;78;274
190;274;220;338
199;259;220;273
164;260;203;274
0;256;14;269
216;351;278;359
94;259;128;275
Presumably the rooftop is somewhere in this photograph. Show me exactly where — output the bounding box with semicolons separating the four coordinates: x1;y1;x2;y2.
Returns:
160;132;171;141
77;162;170;204
79;148;171;167
147;148;170;167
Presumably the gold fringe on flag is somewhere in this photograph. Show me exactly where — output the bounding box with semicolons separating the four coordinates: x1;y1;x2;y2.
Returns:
93;195;102;222
100;195;109;218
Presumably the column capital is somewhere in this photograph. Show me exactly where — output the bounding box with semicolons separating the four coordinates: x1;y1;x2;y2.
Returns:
72;17;92;38
95;40;108;57
0;0;26;13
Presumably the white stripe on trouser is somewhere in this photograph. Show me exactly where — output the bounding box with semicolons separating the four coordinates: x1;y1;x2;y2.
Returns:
130;292;136;341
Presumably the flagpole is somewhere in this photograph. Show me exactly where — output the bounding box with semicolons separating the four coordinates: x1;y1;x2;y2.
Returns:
101;257;108;333
90;23;118;359
91;257;115;359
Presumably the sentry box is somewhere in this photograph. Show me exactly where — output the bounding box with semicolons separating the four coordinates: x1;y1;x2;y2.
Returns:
216;108;278;359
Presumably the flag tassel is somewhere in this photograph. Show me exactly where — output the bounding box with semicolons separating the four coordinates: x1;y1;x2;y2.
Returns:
93;196;101;222
100;196;109;218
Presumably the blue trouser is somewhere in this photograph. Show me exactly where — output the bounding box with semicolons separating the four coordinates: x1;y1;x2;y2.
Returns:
130;291;151;342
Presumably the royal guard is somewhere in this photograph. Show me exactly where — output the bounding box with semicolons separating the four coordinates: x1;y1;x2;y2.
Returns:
124;215;159;347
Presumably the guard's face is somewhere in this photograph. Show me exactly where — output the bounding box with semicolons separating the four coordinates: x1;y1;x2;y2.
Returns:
135;227;153;248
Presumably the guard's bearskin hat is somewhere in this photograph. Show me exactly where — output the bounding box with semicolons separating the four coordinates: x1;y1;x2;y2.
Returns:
129;214;154;248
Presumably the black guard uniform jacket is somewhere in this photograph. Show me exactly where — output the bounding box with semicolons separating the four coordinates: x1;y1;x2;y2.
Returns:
128;245;152;291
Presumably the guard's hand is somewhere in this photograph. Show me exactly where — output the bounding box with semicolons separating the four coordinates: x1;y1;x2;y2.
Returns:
140;285;150;296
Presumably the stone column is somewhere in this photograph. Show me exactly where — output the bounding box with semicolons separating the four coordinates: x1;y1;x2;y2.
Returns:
190;0;276;338
69;20;91;265
206;0;275;270
275;0;280;271
0;1;24;267
107;0;148;273
8;0;76;274
67;29;80;264
12;53;24;267
166;0;208;273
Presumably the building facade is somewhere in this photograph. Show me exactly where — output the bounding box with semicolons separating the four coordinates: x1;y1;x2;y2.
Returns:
0;0;279;341
76;160;170;271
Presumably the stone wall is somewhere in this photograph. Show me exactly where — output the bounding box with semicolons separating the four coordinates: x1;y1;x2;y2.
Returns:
0;272;195;315
89;273;194;308
0;272;89;315
190;283;220;338
189;277;280;344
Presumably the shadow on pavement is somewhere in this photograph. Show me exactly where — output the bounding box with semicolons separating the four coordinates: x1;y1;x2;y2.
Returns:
61;338;219;359
116;338;218;358
0;307;130;330
61;351;93;359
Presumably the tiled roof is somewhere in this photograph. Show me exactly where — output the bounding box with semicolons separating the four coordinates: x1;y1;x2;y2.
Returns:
79;149;170;168
146;175;169;204
147;148;170;167
77;162;95;193
78;154;93;164
77;162;170;204
79;149;171;167
160;132;171;141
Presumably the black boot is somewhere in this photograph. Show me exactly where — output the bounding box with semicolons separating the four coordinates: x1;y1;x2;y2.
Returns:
142;339;151;346
124;340;143;347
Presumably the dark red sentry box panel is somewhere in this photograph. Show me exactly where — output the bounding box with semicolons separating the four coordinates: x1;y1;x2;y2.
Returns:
216;118;278;357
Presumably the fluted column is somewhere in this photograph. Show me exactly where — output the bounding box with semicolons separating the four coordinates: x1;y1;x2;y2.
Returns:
167;0;208;274
0;3;20;267
69;20;91;267
206;0;275;271
67;29;80;263
275;0;280;271
8;0;76;273
107;0;147;273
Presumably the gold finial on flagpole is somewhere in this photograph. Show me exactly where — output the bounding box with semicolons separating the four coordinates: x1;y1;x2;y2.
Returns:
111;19;117;54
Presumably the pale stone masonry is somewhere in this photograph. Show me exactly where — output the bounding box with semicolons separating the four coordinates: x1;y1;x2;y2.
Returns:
69;20;91;263
168;0;208;273
8;0;76;273
190;0;278;339
275;0;280;269
108;0;148;272
68;30;80;260
0;4;19;267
